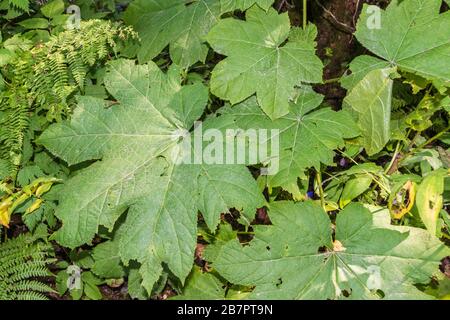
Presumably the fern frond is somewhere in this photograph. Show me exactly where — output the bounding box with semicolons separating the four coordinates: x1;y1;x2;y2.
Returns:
0;159;12;180
8;0;29;12
13;280;55;293
0;20;137;180
14;291;49;300
0;233;55;300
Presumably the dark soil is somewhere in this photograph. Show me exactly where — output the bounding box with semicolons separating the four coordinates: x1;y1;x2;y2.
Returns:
275;0;390;108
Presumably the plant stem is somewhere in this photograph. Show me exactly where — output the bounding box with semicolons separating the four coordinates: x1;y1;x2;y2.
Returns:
337;149;389;194
384;140;402;175
415;125;450;150
398;125;450;168
303;0;307;29
315;170;325;210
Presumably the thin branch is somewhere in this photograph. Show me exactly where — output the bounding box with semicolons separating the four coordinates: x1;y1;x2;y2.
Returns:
314;0;354;34
353;0;361;28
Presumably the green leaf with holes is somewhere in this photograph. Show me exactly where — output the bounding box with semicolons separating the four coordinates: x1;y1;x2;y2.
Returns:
416;169;447;236
210;201;449;299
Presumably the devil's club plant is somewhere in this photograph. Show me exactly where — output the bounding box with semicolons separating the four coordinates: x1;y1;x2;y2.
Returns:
0;0;448;300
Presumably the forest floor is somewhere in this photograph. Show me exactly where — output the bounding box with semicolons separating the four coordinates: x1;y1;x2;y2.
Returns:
6;0;449;300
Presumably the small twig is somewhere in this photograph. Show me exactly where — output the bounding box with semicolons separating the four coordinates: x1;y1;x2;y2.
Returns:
277;0;287;11
277;0;294;12
350;0;361;42
314;0;354;34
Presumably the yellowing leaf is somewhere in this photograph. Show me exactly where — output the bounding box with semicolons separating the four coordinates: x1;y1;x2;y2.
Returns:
35;182;54;198
389;180;417;220
416;169;447;236
0;208;11;228
25;199;43;215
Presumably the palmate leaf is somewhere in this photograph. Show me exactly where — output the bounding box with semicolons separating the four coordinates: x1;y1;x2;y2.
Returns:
354;0;450;87
124;0;222;68
341;0;450;156
219;89;359;194
124;0;275;68
209;201;450;299
38;59;264;293
207;7;324;119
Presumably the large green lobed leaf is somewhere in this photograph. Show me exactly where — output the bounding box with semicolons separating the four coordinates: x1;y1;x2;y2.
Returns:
38;59;264;293
219;89;359;194
209;201;450;299
355;0;450;86
124;0;221;68
124;1;277;68
207;7;323;119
